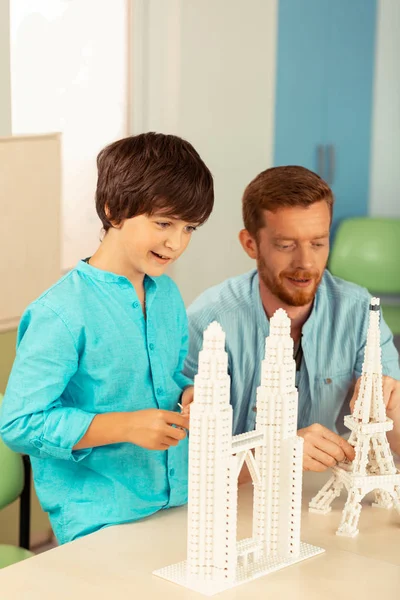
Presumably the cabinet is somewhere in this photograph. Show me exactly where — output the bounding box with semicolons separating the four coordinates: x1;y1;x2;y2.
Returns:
273;0;377;228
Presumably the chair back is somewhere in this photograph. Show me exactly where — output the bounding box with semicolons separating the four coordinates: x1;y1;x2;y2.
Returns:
0;394;24;510
329;218;400;293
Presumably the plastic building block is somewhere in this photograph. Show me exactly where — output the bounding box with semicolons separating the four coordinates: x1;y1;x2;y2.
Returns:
154;311;324;596
309;297;400;537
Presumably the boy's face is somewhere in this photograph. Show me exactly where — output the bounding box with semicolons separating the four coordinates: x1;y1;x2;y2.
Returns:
117;213;199;277
240;201;331;306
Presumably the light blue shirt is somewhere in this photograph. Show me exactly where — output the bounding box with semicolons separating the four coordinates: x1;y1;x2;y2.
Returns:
184;269;400;435
0;261;191;544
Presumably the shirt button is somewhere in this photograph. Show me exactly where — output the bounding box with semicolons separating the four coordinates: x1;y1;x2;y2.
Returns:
149;343;155;351
326;378;332;384
132;301;139;308
156;387;163;395
252;406;257;412
169;468;175;477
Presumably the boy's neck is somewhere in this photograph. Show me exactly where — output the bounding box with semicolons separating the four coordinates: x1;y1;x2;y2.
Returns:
89;231;145;294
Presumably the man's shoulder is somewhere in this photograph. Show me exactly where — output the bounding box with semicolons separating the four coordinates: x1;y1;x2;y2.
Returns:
320;270;371;305
187;270;257;325
318;271;372;336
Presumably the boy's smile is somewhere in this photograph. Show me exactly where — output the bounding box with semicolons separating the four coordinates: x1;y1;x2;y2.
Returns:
150;251;173;264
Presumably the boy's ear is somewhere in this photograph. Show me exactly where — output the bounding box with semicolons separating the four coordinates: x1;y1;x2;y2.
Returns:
104;205;123;229
239;229;258;260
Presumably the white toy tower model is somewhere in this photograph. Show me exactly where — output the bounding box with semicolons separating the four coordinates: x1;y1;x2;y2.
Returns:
186;322;237;581
309;298;400;536
253;308;304;558
154;312;324;596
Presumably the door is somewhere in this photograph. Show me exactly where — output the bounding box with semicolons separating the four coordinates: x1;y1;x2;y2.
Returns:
273;0;377;229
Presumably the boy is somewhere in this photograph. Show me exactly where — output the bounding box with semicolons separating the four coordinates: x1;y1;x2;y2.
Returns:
0;133;213;544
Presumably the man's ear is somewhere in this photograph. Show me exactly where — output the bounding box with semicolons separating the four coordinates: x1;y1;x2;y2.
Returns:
239;229;258;260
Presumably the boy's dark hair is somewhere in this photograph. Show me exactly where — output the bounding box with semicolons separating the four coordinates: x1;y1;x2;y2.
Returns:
95;133;214;231
242;165;334;238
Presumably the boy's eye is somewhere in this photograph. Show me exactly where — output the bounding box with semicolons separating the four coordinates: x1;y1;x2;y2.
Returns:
185;225;198;233
156;222;170;229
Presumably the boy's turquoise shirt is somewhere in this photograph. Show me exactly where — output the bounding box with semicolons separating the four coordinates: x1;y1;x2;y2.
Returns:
0;261;192;544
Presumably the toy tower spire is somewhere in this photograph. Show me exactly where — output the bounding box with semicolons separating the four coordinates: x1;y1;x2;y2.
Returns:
352;298;386;423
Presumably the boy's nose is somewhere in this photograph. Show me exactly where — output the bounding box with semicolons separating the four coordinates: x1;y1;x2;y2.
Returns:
165;232;182;252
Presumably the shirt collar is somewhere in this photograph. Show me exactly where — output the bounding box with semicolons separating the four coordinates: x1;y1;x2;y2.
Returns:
76;259;158;290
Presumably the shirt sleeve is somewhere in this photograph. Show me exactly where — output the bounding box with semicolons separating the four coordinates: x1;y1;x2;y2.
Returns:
354;304;400;380
183;307;207;382
172;294;193;391
0;302;96;461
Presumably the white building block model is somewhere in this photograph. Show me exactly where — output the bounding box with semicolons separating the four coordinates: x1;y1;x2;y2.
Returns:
154;309;324;596
309;298;400;537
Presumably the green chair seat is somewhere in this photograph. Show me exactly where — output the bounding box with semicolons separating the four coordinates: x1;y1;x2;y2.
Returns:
0;393;33;567
0;544;34;569
330;218;400;335
382;305;400;336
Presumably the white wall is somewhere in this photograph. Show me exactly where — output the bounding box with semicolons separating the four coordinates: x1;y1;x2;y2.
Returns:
0;0;11;136
369;0;400;217
10;0;129;270
132;0;278;305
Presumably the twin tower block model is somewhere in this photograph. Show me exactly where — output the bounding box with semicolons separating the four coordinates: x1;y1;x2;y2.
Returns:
154;308;324;596
154;298;400;595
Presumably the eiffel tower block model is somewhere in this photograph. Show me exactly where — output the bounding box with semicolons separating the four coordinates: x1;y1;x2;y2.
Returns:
309;297;400;537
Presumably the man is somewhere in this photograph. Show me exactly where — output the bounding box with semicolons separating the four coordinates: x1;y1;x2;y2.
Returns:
183;166;400;472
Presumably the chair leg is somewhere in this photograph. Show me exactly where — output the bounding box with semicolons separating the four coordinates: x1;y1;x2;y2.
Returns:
19;455;31;550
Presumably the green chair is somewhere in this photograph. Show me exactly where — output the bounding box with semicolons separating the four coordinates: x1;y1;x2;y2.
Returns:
330;217;400;334
0;394;34;568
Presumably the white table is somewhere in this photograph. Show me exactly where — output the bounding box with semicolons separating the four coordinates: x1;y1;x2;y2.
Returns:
0;471;399;599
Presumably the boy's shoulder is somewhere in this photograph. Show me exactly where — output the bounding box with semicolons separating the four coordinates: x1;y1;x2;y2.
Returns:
34;264;89;306
187;270;257;323
23;264;93;326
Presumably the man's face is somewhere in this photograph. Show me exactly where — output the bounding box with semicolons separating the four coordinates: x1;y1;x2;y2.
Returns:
241;201;331;306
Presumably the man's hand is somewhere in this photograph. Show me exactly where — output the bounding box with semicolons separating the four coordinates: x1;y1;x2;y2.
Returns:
297;423;355;472
127;409;189;450
180;386;194;416
350;375;400;416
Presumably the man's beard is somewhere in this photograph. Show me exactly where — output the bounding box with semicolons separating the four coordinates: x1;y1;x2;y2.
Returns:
257;254;324;307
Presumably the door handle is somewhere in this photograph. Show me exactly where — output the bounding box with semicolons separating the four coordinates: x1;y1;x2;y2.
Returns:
327;144;335;185
317;145;325;179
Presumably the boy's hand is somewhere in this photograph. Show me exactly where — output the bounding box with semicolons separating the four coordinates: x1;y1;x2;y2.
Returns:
180;386;194;416
128;409;189;450
297;423;355;472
